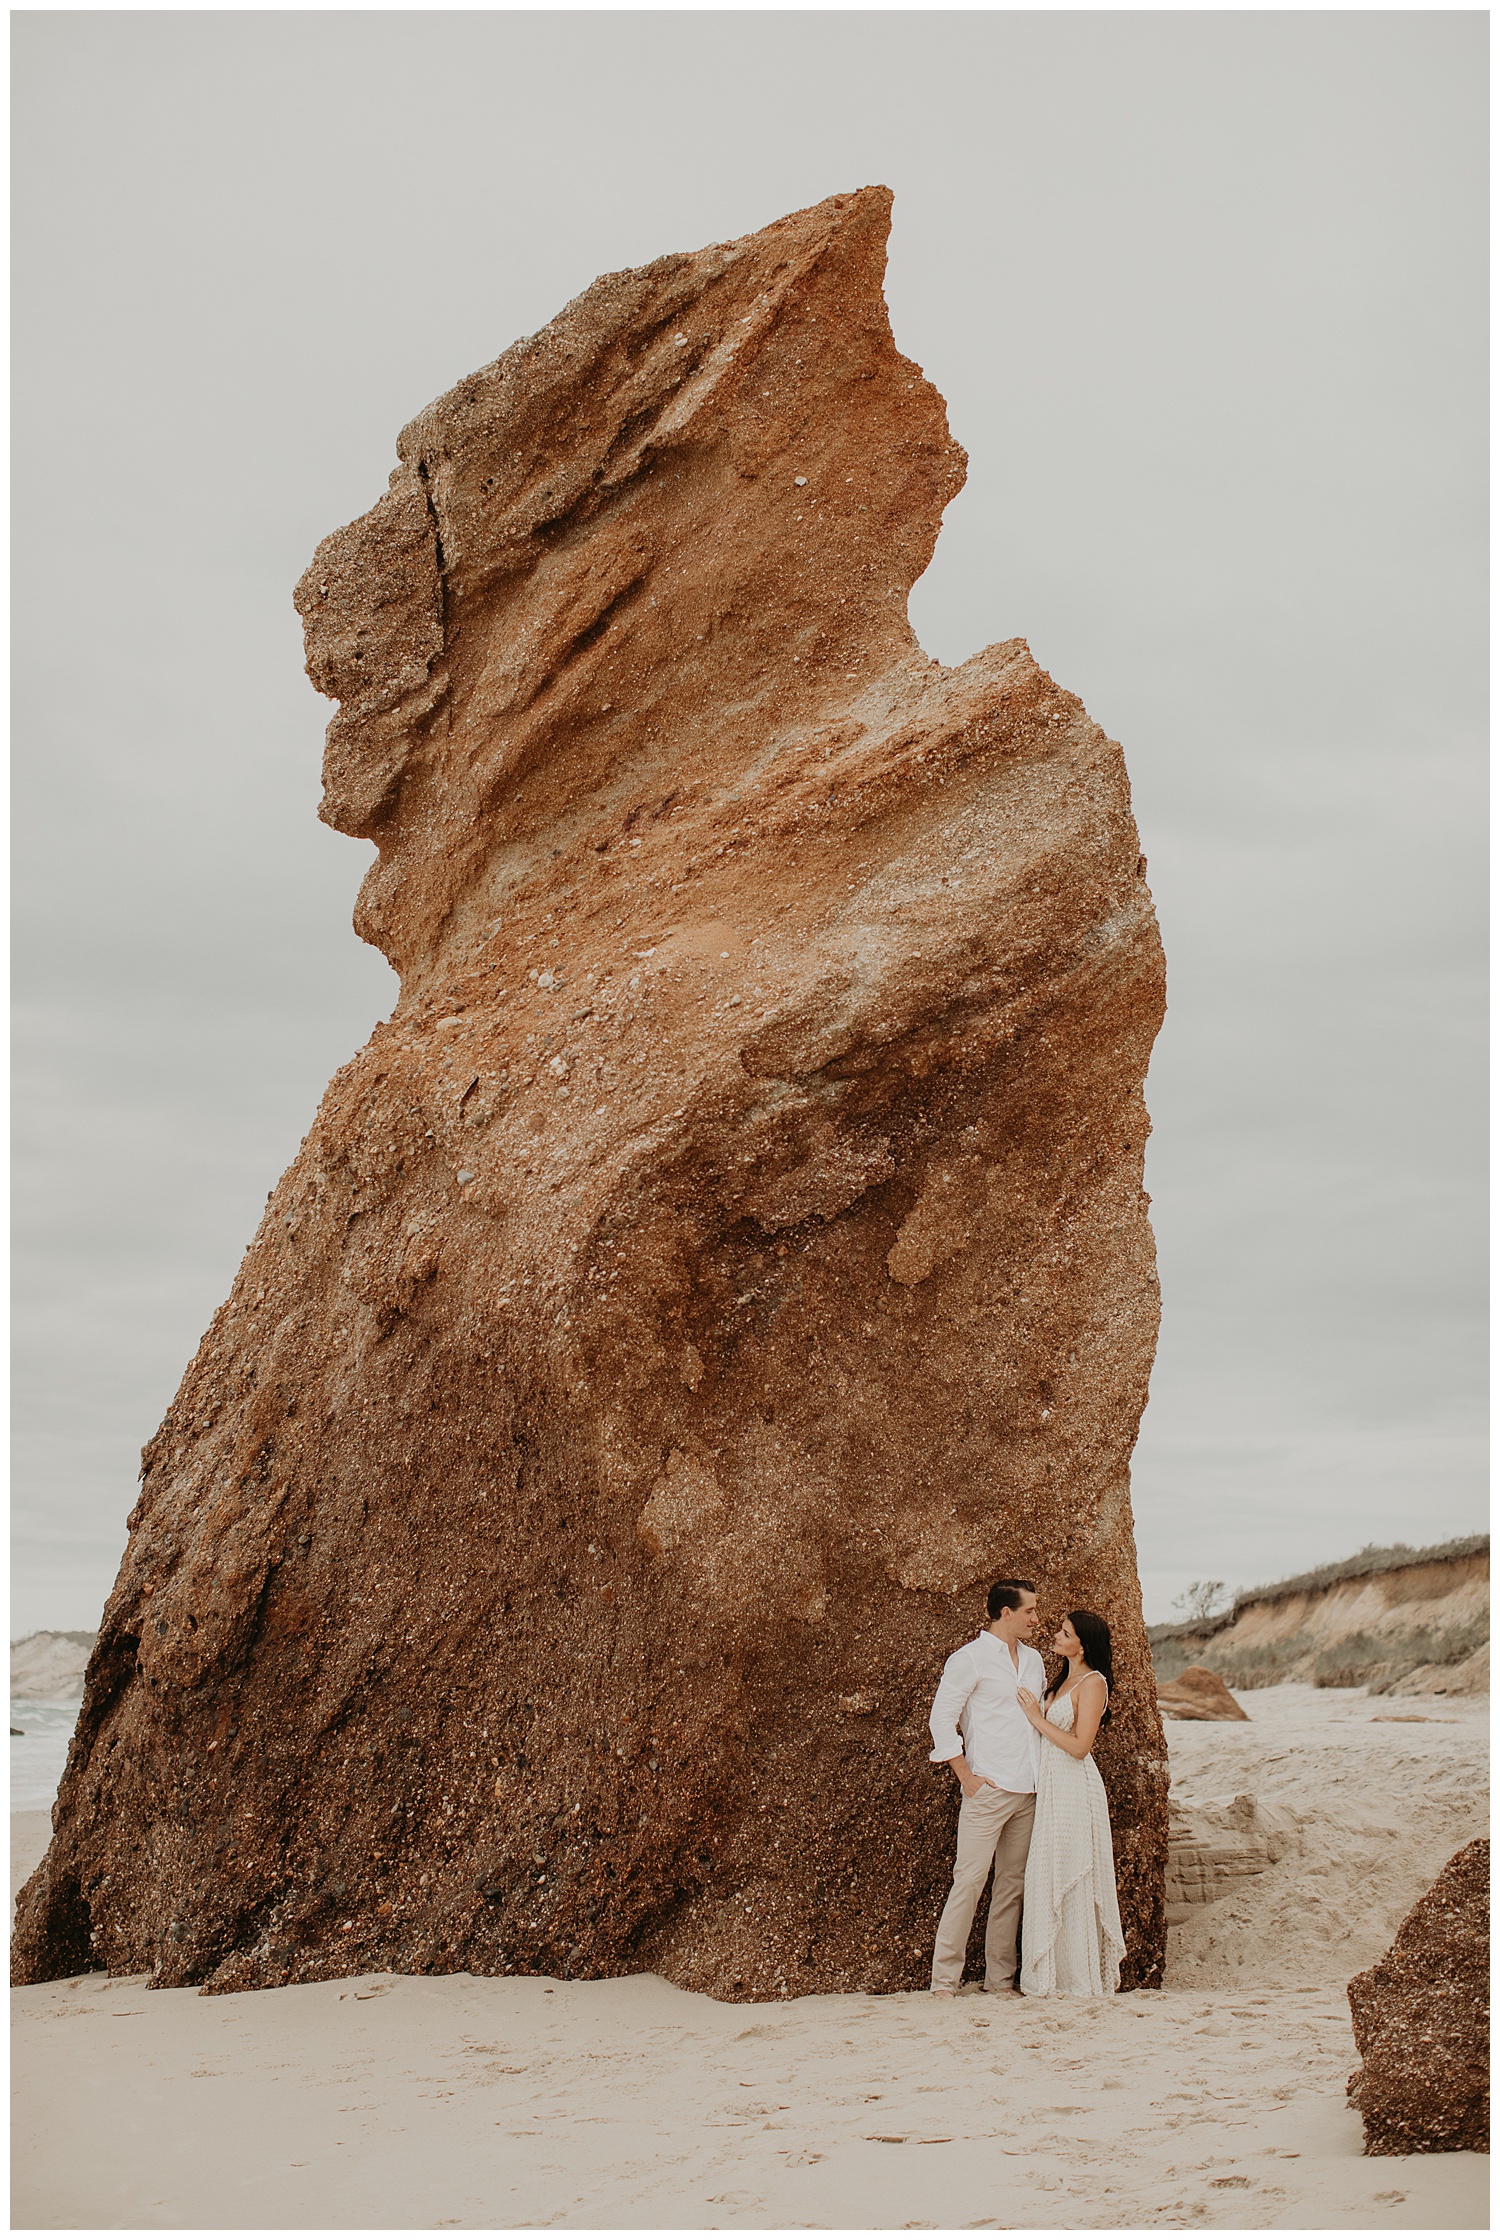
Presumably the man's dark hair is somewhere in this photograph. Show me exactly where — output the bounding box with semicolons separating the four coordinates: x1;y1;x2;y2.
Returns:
987;1579;1036;1619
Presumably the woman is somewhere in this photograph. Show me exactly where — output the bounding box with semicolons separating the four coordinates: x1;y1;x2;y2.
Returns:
1014;1610;1126;1997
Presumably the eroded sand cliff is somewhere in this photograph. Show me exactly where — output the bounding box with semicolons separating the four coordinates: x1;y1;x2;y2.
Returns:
1154;1539;1488;1696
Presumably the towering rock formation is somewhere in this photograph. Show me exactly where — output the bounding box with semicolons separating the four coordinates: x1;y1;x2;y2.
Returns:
14;189;1169;1998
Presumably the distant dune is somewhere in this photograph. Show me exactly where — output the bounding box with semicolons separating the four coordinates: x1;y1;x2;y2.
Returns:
10;1632;96;1704
1151;1536;1488;1694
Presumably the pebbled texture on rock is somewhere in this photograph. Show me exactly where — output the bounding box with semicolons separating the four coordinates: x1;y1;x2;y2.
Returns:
1156;1665;1250;1721
13;188;1169;1999
1347;1838;1489;2154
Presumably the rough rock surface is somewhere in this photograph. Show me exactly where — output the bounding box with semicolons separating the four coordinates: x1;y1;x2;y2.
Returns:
13;188;1168;2000
1156;1665;1249;1721
1347;1838;1489;2154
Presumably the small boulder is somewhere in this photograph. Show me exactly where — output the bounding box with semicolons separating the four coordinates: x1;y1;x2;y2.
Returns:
1156;1665;1249;1721
1347;1837;1489;2155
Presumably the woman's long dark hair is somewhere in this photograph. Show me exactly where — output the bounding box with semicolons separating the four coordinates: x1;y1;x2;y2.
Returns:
1044;1609;1115;1727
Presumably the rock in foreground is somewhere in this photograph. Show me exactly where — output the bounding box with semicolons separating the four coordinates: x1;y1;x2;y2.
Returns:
1157;1665;1249;1721
1347;1838;1489;2154
13;188;1168;2000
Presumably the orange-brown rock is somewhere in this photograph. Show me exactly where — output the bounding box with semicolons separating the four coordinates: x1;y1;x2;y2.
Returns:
12;188;1169;2000
1347;1838;1489;2154
1156;1665;1250;1721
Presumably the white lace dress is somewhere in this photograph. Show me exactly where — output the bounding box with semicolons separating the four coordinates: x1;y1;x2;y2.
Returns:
1018;1682;1126;1998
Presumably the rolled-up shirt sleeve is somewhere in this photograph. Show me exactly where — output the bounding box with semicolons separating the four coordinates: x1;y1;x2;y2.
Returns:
928;1646;977;1764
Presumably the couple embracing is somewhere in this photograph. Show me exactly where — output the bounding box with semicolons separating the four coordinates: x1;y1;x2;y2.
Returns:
928;1579;1125;1999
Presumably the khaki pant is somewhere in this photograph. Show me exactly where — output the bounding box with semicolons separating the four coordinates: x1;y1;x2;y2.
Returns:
930;1785;1036;1993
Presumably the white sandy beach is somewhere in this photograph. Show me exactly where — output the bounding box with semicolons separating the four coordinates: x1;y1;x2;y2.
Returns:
11;1686;1488;2231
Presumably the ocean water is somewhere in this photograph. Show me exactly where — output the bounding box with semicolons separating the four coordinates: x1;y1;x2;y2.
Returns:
10;1700;78;1811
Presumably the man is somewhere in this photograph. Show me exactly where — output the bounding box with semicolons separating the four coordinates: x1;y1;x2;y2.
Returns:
927;1578;1046;1997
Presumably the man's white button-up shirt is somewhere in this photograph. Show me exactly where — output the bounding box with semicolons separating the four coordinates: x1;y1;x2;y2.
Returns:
928;1629;1047;1793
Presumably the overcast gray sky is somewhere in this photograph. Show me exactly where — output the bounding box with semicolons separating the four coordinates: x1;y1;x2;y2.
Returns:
13;10;1486;1636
